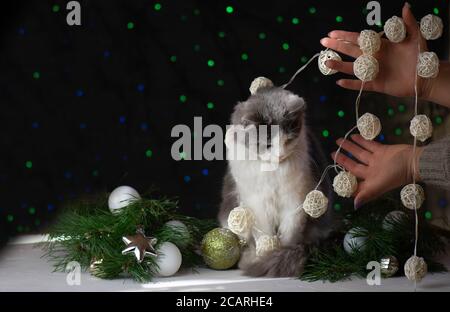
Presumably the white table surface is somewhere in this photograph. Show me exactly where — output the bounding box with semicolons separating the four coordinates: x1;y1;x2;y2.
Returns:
0;235;449;292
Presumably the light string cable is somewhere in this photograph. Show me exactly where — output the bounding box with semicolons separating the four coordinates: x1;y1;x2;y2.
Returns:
281;50;326;89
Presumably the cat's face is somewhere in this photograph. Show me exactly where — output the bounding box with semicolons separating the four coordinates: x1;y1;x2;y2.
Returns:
230;87;306;160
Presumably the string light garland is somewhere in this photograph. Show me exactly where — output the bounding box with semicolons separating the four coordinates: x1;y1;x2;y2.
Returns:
225;11;444;287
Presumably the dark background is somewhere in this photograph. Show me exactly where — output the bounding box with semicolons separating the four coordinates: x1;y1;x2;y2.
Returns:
0;0;448;246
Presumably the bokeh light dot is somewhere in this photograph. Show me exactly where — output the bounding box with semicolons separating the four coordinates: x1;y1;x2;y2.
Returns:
276;16;283;23
25;161;33;169
425;211;432;220
170;55;177;62
292;17;299;25
394;128;402;136
52;4;60;13
137;83;145;92
435;116;443;124
398;104;406;112
337;110;345;118
433;7;439;15
258;32;266;40
154;3;162;11
333;203;341;211
119;116;126;124
207;102;214;109
336;16;343;23
322;129;329;138
217;79;224;86
145;149;153;158
218;31;225;38
7;214;14;222
33;71;40;79
279;66;286;73
207;59;215;67
282;42;290;50
309;7;317;14
127;22;134;30
388;107;395;116
225;6;234;14
241;53;249;61
179;94;187;103
184;175;191;183
28;207;36;215
202;169;209;176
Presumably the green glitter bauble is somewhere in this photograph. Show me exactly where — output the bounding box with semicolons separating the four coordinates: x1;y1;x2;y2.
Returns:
201;228;240;270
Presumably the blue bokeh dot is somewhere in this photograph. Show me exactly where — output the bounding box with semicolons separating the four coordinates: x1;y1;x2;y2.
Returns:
140;122;148;131
319;95;327;103
137;83;145;92
32;121;40;129
184;175;191;183
79;123;87;129
119;116;126;124
18;27;26;35
438;198;448;208
64;171;73;179
103;50;111;58
47;204;55;212
378;134;385;142
75;89;84;97
202;169;209;176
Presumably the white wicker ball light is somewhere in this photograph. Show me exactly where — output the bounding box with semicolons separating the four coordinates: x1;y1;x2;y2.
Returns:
353;54;379;82
404;255;428;282
303;190;328;218
417;52;440;78
255;235;280;257
333;171;358;198
249;77;274;95
357;30;381;55
318;50;341;75
400;184;425;210
227;206;254;236
357;112;381;140
384;16;406;43
410;114;433;142
420;14;443;40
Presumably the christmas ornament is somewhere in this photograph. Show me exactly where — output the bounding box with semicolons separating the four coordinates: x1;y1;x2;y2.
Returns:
417;51;439;78
420;14;443;40
108;185;141;214
255;235;280;257
89;258;103;275
318;50;341;75
122;228;157;263
357;30;381;55
357;112;381;140
380;255;399;278
343;227;367;254
303;190;328;218
201;228;241;270
333;171;357;198
249;76;273;95
353;54;379;82
400;184;425;210
154;242;182;277
404;255;428;282
384;16;406;43
382;210;407;231
227;205;254;236
410;114;433;142
165;220;190;248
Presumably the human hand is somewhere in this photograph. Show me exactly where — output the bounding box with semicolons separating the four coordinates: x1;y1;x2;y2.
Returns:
320;2;433;99
331;134;423;208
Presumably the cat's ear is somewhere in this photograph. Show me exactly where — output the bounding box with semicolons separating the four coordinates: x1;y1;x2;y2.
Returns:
285;93;306;115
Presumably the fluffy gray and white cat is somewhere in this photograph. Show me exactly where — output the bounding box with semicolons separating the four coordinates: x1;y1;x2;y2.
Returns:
218;85;335;277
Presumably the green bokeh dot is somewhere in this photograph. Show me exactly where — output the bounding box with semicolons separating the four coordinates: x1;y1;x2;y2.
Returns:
207;59;215;67
92;170;99;177
179;95;187;103
258;32;266;40
207;102;214;109
154;3;162;11
225;6;234;14
398;104;406;112
322;129;330;138
127;22;135;30
425;211;432;220
241;53;248;61
388;107;395;116
25;161;33;169
394;128;402;136
170;55;177;63
28;207;36;215
337;110;345;118
433;7;439;15
217;79;224;86
218;31;225;38
145;149;153;158
435;116;443;124
52;4;60;13
33;71;40;79
309;7;316;14
276;16;283;23
336;16;343;23
292;17;299;25
7;215;14;222
282;42;290;50
333;203;341;211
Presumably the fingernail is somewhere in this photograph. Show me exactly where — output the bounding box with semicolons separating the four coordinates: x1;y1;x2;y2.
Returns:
354;201;361;210
336;80;342;86
320;38;328;46
404;2;410;9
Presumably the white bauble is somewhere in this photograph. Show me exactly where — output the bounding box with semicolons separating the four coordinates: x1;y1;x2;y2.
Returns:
357;112;381;140
382;210;407;231
420;14;443;40
108;186;141;214
404;255;427;282
357;30;381;55
400;184;425;210
255;235;280;257
384;16;406;43
303;190;328;218
343;227;367;254
410;114;433;142
417;52;439;78
249;77;274;95
155;242;182;277
318;50;341;75
165;220;190;248
333;171;358;198
353;54;379;82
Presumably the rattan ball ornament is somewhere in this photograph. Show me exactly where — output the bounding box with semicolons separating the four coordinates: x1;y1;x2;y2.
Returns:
400;184;425;210
353;54;379;82
357;30;381;55
249;76;274;95
333;171;358;198
318;50;341;75
303;190;328;218
255;235;280;257
420;14;443;40
417;52;439;78
357;112;381;140
227;205;254;236
404;255;428;282
384;16;406;43
410;114;433;142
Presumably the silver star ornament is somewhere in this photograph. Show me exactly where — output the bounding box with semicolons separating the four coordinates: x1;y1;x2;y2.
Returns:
121;229;158;263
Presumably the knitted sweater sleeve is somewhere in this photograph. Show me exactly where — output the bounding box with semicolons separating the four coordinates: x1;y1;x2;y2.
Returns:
419;136;450;189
